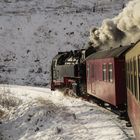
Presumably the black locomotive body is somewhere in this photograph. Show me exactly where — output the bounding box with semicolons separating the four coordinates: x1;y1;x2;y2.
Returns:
51;46;96;94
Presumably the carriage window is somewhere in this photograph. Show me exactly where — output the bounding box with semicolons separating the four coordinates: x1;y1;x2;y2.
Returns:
133;57;137;99
128;61;130;89
130;60;134;94
138;56;140;101
126;62;128;87
92;64;94;78
108;63;113;82
102;64;107;81
126;62;129;88
127;60;132;92
129;60;131;91
87;64;90;81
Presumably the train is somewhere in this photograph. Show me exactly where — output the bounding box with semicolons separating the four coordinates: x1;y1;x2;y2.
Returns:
51;41;140;140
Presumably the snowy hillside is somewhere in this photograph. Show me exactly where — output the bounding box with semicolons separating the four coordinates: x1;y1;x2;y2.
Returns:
0;0;128;86
0;85;135;140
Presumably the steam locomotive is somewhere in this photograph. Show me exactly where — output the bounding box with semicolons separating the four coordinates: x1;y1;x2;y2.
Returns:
51;43;96;95
51;41;140;140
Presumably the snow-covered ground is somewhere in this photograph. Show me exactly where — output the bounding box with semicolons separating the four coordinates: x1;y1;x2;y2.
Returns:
0;1;136;139
0;85;135;140
0;0;128;86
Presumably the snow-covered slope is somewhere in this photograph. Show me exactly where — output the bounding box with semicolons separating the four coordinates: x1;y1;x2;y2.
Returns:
0;0;128;86
0;85;135;140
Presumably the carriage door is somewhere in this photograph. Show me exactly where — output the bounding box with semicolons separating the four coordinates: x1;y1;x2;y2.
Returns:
91;64;96;94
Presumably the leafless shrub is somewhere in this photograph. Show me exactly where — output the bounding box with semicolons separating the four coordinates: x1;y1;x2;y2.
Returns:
0;109;5;118
0;93;22;109
35;97;57;109
35;97;58;116
36;97;48;105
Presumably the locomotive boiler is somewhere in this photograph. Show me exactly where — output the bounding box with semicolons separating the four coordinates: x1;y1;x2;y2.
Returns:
51;44;96;95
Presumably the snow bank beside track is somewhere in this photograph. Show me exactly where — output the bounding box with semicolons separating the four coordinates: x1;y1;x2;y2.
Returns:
0;85;135;140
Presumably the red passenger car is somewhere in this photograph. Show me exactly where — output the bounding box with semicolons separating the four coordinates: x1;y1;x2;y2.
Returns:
86;46;130;108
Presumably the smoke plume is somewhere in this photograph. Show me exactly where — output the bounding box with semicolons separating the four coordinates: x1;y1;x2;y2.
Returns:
89;0;140;48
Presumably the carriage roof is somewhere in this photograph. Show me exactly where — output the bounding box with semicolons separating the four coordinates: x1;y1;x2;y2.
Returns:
86;45;132;60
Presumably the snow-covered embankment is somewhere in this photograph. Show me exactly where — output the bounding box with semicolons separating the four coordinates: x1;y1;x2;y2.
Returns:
0;85;135;140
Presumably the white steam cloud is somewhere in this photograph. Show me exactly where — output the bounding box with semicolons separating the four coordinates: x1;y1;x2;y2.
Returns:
89;0;140;48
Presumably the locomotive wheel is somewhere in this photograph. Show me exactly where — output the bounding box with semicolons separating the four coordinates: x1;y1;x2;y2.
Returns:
64;88;70;96
63;88;75;97
98;101;105;107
